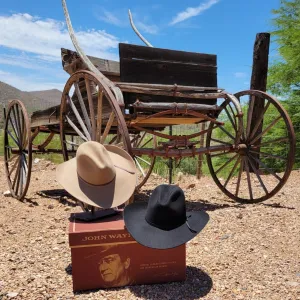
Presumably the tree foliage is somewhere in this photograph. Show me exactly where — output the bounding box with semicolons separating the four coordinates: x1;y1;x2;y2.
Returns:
268;0;300;95
268;0;300;169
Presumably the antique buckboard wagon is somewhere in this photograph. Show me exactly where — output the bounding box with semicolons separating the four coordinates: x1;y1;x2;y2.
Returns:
2;1;296;208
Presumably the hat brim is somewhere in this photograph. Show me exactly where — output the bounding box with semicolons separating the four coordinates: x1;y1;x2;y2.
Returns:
124;202;209;249
56;145;136;209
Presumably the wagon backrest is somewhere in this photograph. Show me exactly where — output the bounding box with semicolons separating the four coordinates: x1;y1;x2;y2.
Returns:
119;43;218;105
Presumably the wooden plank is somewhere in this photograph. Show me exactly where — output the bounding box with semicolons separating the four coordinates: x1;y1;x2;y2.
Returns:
121;58;216;87
132;101;221;112
61;48;120;76
132;116;204;126
119;43;216;65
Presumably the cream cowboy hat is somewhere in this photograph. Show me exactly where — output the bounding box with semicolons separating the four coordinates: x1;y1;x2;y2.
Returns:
56;141;136;208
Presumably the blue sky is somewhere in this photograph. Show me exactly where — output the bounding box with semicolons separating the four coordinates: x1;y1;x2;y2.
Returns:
0;0;280;93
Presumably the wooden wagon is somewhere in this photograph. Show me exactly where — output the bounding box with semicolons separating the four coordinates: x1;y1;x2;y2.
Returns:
3;41;296;207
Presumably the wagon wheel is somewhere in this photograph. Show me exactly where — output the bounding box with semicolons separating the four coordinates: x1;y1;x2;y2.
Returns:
4;100;32;200
60;71;132;211
60;70;131;160
206;90;295;203
130;132;156;189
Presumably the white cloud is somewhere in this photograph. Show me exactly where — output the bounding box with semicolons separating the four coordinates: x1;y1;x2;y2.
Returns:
170;0;220;25
0;13;120;62
0;69;66;91
0;53;54;71
136;21;159;35
97;9;124;27
235;72;247;78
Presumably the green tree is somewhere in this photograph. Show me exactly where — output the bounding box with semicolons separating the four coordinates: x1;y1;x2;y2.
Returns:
268;0;300;169
268;0;300;95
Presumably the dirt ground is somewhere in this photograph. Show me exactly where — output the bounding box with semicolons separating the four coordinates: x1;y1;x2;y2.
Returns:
0;157;299;300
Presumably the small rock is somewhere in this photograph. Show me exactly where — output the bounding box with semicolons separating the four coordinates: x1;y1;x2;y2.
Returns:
3;190;12;197
187;183;196;189
286;281;299;287
48;204;54;209
237;213;243;219
34;158;40;164
53;247;59;251
219;234;230;240
7;292;18;298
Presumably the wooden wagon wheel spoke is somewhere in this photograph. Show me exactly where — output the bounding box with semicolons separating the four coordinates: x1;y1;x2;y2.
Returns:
100;112;115;144
224;106;237;133
130;130;156;190
246;95;255;139
11;106;21;139
249;150;287;161
66;116;88;141
247;155;269;195
12;157;21;190
9;156;20;176
206;90;295;203
67;94;91;141
136;132;147;147
235;157;244;197
223;156;241;189
135;155;151;166
248;100;271;142
253;137;289;147
209;150;233;158
8;115;19;142
215;153;239;175
244;157;253;200
228;102;238;130
248;152;282;182
250;116;281;145
85;78;97;140
218;125;236;141
139;137;154;149
210;138;232;146
135;157;146;178
74;82;92;133
6;129;20;147
96;90;103;142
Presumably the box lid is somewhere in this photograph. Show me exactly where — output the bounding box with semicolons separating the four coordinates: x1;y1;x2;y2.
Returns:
69;210;135;247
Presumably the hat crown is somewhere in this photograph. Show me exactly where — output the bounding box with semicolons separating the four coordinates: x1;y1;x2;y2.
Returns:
76;142;116;186
145;185;186;230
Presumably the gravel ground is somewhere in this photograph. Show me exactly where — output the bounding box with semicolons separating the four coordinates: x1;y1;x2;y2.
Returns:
0;157;299;300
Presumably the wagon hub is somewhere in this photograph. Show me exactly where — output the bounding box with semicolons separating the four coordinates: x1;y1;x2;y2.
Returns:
236;143;248;156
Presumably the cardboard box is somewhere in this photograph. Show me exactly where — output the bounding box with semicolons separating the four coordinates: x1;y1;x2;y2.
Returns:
69;210;186;291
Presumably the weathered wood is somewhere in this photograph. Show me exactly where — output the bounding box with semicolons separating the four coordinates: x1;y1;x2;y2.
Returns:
249;33;270;170
131;116;204;126
121;58;216;86
119;43;216;65
96;90;103;142
61;48;120;82
119;43;218;106
117;85;225;100
131;101;221;112
116;82;222;92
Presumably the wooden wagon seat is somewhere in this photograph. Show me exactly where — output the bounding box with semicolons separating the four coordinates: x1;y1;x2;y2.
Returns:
118;43;223;113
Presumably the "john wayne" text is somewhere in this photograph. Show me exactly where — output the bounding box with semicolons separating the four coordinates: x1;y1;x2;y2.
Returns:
81;233;131;242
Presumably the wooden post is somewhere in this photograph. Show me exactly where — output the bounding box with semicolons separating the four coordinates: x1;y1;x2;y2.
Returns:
249;33;270;170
